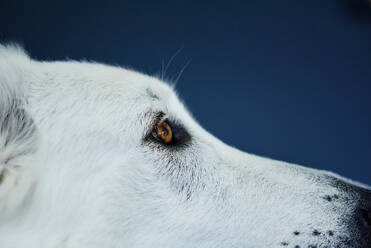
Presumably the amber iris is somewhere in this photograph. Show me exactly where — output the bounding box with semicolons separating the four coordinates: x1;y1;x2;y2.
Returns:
156;121;173;144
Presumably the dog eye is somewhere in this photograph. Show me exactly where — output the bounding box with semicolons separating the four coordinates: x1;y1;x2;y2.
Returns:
155;121;173;144
149;117;190;146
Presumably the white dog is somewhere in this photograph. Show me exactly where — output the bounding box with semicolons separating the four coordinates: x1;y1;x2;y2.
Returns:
0;44;370;248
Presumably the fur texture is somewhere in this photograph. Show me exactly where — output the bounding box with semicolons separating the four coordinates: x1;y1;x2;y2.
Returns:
0;44;370;248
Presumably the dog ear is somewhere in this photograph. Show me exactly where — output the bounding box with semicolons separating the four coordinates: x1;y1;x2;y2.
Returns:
0;44;40;217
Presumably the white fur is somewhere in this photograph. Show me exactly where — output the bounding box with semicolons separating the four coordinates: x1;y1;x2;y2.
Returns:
0;44;369;248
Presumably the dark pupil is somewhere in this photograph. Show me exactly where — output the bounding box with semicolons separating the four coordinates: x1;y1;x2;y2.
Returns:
160;124;169;135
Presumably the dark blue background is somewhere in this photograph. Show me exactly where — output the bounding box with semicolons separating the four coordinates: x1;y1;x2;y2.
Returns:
1;0;370;184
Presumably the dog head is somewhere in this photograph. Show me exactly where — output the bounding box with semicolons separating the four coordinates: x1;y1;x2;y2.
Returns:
0;44;370;247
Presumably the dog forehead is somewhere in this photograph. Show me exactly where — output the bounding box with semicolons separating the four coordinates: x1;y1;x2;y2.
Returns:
33;60;182;115
33;60;190;128
41;61;174;97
